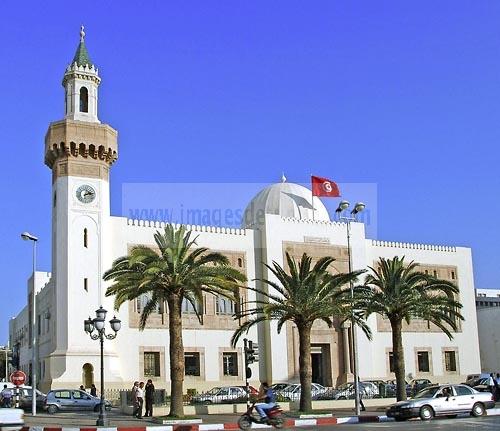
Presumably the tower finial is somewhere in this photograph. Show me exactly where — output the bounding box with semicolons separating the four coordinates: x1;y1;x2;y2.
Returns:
80;25;85;42
281;172;287;183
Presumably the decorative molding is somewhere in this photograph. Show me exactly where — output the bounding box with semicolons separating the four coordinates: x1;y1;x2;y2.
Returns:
371;240;456;253
126;219;248;236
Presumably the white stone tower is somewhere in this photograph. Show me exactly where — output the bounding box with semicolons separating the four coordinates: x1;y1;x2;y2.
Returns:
43;27;120;385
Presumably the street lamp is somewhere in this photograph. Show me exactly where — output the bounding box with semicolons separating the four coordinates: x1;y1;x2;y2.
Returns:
335;201;366;416
84;306;121;426
21;231;38;417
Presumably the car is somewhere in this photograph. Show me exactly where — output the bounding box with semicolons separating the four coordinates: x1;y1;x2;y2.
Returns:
277;383;327;401
386;384;495;422
45;389;112;414
408;378;432;396
0;384;46;411
469;377;490;392
0;408;24;431
236;385;259;395
190;386;247;404
322;382;378;400
270;383;291;393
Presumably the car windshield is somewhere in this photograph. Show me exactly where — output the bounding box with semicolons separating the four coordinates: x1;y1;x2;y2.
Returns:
283;385;299;393
337;383;353;391
205;387;221;395
414;386;440;399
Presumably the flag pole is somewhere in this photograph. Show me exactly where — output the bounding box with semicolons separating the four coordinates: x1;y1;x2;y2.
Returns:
311;174;315;221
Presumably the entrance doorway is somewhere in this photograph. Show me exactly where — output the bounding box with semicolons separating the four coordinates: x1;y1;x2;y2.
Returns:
311;344;332;386
82;363;94;389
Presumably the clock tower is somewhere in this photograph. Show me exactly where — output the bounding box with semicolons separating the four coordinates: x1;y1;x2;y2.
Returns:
44;27;119;380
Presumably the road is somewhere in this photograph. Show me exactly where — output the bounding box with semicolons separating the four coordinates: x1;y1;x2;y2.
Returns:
302;416;500;430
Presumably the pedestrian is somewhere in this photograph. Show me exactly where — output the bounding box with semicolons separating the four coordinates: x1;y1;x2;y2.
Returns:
131;381;139;417
90;384;97;397
145;379;155;417
488;373;496;396
494;374;500;402
136;382;145;419
1;385;12;408
356;378;366;412
79;385;86;392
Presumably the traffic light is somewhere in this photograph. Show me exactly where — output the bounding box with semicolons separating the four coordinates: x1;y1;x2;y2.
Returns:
245;340;259;364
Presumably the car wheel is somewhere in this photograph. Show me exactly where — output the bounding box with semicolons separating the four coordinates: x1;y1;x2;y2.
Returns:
419;405;434;421
338;396;347;400
47;404;58;415
105;405;112;411
471;402;485;417
204;400;213;405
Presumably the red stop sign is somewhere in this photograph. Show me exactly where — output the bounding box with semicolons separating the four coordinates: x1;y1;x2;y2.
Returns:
10;370;27;386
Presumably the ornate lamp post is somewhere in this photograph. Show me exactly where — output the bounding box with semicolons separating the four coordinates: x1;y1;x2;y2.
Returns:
335;200;366;416
84;307;121;426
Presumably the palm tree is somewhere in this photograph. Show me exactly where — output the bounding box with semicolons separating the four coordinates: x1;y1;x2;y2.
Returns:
232;252;369;412
103;224;247;417
361;256;463;401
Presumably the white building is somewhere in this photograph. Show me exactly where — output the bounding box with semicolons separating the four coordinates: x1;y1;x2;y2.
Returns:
475;288;500;373
9;30;481;393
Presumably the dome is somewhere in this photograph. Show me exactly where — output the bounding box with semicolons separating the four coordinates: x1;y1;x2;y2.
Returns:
242;182;330;227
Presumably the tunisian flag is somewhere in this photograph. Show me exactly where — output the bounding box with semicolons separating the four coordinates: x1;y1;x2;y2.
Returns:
311;175;341;197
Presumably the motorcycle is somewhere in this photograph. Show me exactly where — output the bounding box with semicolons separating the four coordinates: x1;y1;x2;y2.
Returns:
238;402;284;429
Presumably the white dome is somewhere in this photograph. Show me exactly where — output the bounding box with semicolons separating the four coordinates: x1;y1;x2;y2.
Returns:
242;182;330;227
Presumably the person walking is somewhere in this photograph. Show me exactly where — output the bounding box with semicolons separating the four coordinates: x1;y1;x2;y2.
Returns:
488;373;496;396
135;382;145;419
79;385;86;392
144;379;155;417
90;384;97;397
131;381;139;417
356;378;366;412
1;385;12;408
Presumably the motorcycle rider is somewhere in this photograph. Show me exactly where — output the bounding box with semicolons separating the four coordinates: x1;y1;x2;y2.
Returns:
255;382;276;423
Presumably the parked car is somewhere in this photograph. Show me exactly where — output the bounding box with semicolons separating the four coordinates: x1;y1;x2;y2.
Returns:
0;408;24;431
408;379;432;397
236;385;259;395
469;377;490;392
0;384;46;411
190;386;247;404
45;389;112;414
270;383;291;393
277;383;327;401
320;382;378;400
386;384;495;421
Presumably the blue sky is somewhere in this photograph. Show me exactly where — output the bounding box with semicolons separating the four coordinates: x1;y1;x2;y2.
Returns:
1;1;499;341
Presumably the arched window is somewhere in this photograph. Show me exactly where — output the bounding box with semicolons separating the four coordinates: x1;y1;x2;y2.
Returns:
79;87;89;112
83;228;88;248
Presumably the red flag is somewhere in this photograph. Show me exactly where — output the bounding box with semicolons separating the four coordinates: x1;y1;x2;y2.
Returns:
311;175;340;197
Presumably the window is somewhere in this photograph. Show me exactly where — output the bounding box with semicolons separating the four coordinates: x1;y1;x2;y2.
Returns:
79;87;89;112
237;258;243;268
185;352;201;376
424;270;428;275
444;351;457;372
451;271;455;280
216;296;235;315
417;351;430;372
84;228;88;248
37;315;41;335
84;278;88;292
54;391;71;399
144;352;161;377
182;298;200;315
388;352;395;373
222;352;238;376
455;385;472;396
433;270;437;277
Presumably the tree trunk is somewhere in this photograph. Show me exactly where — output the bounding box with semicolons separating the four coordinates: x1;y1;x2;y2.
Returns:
297;323;313;412
168;294;185;417
390;318;406;401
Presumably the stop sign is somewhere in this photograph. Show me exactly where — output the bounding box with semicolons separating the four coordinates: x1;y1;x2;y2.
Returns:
10;370;27;386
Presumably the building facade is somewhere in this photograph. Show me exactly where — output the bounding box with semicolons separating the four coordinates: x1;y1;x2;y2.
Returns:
9;31;481;392
475;288;500;373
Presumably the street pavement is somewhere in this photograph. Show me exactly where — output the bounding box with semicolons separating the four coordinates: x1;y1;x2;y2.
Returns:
300;415;500;430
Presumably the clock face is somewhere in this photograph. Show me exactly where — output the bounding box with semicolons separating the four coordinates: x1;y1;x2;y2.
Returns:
76;184;96;204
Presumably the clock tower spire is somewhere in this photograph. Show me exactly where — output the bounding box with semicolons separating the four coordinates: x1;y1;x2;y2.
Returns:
43;27;119;361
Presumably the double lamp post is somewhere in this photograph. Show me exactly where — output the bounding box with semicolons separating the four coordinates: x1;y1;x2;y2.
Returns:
84;307;121;426
335;200;366;417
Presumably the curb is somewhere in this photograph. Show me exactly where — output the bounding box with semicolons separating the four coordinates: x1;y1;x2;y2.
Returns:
22;409;500;431
20;415;392;431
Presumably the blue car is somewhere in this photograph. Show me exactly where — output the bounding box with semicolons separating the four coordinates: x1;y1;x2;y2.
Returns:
45;389;111;414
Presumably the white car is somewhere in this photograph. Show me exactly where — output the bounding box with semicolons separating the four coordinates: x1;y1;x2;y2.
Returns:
278;383;327;401
0;408;24;431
